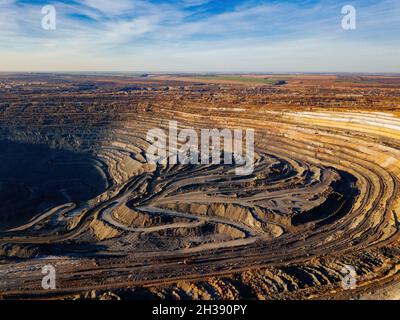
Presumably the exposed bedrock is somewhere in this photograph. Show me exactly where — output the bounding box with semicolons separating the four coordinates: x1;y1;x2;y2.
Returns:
0;140;109;231
0;79;400;299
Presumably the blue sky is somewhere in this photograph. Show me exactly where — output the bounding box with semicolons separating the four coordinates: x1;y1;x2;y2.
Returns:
0;0;399;72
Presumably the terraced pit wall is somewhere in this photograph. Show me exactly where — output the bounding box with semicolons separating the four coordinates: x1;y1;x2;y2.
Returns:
0;75;399;300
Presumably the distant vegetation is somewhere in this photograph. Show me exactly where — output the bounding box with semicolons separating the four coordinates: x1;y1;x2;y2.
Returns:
196;75;287;85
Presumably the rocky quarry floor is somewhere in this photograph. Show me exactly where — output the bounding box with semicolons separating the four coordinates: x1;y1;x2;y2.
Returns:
0;73;399;300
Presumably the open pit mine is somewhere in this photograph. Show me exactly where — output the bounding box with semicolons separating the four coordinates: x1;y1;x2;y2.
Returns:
0;73;400;300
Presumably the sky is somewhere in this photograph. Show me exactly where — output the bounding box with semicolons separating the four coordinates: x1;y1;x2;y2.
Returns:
0;0;399;72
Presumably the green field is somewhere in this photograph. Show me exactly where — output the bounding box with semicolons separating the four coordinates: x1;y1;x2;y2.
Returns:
196;75;286;85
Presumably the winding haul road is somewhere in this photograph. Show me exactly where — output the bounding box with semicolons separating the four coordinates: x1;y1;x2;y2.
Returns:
1;82;400;299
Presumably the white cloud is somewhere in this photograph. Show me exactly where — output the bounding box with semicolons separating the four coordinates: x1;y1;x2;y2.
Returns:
0;0;399;72
80;0;136;16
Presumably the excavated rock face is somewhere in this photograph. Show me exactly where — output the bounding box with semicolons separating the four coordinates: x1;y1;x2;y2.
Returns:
0;74;400;299
0;140;108;231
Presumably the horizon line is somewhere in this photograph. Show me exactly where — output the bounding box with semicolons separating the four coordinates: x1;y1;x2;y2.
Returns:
1;71;400;76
